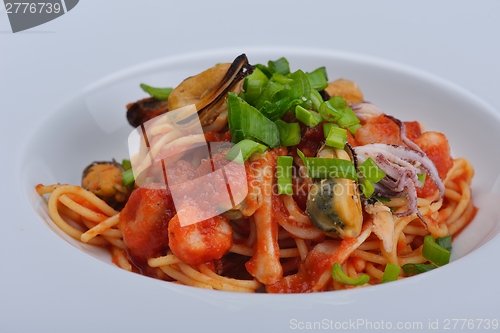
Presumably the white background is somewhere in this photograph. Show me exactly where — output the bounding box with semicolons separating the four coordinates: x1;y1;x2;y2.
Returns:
1;1;499;332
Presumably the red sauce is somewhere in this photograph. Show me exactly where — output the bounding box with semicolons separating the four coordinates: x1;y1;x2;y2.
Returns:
266;238;358;293
66;192;106;215
291;123;324;158
291;177;308;211
204;130;231;142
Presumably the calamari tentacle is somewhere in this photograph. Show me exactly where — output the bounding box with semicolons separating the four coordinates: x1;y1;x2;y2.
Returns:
355;144;444;202
244;151;283;285
353;143;445;220
384;114;424;153
351;102;383;121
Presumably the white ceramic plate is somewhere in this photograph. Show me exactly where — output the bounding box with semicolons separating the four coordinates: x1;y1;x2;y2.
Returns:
19;47;500;331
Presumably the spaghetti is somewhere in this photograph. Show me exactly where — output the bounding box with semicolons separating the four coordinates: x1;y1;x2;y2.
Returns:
36;55;477;293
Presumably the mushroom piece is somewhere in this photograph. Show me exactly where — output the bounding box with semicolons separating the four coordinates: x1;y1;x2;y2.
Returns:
305;146;363;238
82;160;132;211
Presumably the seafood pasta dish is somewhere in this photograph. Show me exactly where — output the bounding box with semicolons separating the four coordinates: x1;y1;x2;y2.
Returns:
36;54;476;293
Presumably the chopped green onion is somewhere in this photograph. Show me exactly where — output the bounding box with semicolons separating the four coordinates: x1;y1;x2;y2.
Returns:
320;96;361;128
401;263;437;275
422;235;451;266
331;263;370;286
122;169;135;186
276;156;293;195
275;119;301;146
327;95;348;108
319;100;342;122
254;80;284;110
243;67;269;105
297;149;358;181
417;173;427;187
337;105;360;128
306;67;328;91
325;126;347;149
122;159;132;171
255;64;273;78
254;80;284;109
287;69;311;103
309;89;324;112
295;105;322;127
268;57;290;75
140;83;173;100
226;92;280;148
299;98;313;110
323;123;338;139
243;80;265;105
381;263;400;283
244;67;269;89
256;69;311;121
271;72;293;85
347;123;362;136
225;139;268;163
360;178;375;198
238;91;247;100
436;235;452;251
358;158;386;183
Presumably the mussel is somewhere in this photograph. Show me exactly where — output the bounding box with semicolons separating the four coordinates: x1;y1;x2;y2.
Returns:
305;146;363;238
168;53;254;128
126;98;169;128
82;160;132;211
125;54;253;129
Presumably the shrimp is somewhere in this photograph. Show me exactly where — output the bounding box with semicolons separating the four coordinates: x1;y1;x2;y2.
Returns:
355;114;403;146
414;131;453;198
163;145;239;266
355;113;423;146
118;183;176;262
324;79;364;105
168;214;233;265
414;131;453;179
118;160;198;263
